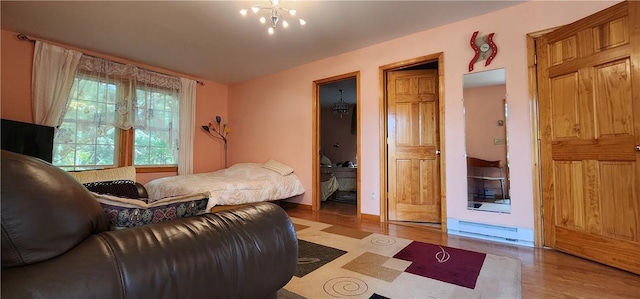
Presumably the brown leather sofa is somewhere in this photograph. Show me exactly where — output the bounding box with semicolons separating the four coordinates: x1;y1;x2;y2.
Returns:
1;150;298;298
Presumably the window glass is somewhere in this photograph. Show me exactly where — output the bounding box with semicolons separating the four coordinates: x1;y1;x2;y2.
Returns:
53;74;179;170
53;76;118;170
133;87;178;166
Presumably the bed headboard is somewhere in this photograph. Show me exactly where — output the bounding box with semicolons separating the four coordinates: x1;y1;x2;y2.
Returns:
467;157;501;168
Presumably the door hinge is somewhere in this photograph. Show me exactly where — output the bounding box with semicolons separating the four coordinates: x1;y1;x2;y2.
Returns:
534;54;538;65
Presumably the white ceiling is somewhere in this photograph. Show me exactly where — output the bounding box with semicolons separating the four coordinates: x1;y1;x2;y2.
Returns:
463;68;505;89
1;1;523;85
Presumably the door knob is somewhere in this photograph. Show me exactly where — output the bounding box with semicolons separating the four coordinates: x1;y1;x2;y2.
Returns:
435;150;441;155
636;145;640;152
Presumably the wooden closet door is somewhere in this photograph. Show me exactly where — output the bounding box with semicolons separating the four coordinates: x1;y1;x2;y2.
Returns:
387;69;441;223
537;1;640;274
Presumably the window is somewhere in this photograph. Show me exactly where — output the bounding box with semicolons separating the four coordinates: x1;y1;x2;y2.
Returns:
53;69;180;171
133;87;179;166
53;75;120;170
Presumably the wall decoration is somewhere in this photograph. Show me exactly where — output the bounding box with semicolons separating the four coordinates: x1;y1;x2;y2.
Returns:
202;115;230;168
468;31;498;72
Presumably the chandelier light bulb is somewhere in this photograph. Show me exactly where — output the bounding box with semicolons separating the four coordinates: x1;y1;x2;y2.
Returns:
241;1;307;34
333;89;349;118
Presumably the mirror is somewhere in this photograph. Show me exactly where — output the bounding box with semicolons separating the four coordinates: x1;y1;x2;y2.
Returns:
463;68;510;213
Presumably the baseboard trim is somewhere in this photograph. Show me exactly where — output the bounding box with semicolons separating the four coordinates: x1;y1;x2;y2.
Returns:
279;201;312;210
360;213;380;222
447;218;534;247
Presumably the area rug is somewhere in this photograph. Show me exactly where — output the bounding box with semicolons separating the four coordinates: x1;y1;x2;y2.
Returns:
279;217;522;299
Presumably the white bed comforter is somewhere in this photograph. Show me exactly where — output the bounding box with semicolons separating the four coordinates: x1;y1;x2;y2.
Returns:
144;163;305;211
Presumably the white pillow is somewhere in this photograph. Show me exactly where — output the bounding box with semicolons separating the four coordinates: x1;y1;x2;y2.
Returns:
320;154;332;165
68;166;137;184
262;159;295;176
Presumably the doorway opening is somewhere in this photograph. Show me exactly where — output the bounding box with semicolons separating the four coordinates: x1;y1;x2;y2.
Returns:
379;53;446;232
312;72;360;218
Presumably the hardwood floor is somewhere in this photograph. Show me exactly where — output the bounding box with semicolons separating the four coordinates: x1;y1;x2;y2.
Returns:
282;202;640;299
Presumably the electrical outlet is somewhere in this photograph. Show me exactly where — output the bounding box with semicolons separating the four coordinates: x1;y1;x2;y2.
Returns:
371;192;376;200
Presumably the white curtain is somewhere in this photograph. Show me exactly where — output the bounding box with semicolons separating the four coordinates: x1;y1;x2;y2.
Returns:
133;71;181;165
62;55;181;166
32;41;82;127
178;78;196;175
74;55;181;130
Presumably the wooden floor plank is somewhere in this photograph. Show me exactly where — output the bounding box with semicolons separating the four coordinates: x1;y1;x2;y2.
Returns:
282;202;640;299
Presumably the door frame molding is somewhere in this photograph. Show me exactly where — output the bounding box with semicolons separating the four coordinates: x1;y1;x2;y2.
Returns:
312;71;361;217
526;27;559;247
378;53;446;232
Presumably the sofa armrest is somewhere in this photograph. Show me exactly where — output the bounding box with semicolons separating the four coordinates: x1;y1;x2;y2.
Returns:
1;202;298;299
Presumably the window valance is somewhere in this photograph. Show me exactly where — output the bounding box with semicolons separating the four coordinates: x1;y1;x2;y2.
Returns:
77;55;181;90
32;39;195;174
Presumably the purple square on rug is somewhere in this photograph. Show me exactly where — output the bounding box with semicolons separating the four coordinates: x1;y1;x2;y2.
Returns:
393;241;486;289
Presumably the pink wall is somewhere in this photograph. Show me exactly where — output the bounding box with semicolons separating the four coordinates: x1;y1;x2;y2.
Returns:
1;31;34;122
0;29;228;183
193;79;229;174
3;1;619;230
464;85;507;164
229;1;620;229
321;105;356;164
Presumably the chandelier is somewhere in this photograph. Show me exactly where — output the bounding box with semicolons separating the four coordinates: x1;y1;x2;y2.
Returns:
333;89;349;118
240;0;306;35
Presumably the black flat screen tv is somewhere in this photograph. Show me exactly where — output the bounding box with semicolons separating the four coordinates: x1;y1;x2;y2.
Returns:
1;119;55;163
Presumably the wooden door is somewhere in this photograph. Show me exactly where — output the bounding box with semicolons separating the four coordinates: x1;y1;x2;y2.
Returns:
387;69;441;222
537;1;640;274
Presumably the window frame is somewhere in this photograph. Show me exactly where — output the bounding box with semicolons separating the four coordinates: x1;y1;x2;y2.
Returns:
54;71;179;173
120;128;178;173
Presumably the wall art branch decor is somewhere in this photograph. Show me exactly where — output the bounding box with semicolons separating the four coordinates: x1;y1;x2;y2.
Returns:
202;116;230;168
468;31;498;72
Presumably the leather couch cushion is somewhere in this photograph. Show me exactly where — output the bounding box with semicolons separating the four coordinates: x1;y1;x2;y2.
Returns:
1;150;110;268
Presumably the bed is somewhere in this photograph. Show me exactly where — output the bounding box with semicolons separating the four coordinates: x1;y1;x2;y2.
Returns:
320;166;357;201
144;162;305;211
467;157;508;201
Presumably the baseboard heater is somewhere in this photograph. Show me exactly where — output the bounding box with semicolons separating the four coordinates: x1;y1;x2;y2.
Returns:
447;218;534;247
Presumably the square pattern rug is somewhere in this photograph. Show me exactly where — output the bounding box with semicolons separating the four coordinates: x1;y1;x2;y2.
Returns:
279;218;522;299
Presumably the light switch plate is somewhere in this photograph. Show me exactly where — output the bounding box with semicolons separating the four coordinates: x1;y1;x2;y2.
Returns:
494;138;505;145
